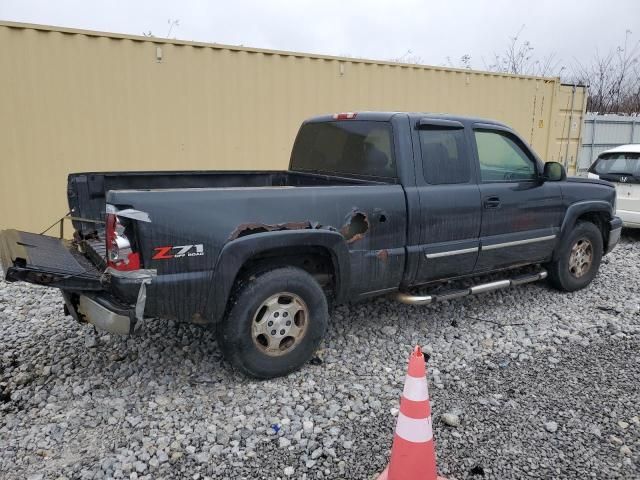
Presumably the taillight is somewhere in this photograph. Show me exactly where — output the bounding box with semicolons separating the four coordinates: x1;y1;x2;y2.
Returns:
333;112;358;120
105;213;140;271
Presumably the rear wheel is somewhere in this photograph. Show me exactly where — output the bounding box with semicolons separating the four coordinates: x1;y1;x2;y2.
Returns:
547;221;603;292
217;267;328;378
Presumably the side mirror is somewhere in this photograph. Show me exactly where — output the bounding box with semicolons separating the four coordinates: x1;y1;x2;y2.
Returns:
543;162;566;182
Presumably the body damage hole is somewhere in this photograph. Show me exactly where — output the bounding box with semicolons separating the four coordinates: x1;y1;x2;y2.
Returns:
341;212;369;243
227;221;318;241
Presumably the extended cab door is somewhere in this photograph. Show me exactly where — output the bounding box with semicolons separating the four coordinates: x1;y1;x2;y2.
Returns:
412;119;481;283
472;125;563;272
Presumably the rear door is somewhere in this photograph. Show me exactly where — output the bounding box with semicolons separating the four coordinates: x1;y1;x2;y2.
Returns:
413;118;481;283
472;125;564;272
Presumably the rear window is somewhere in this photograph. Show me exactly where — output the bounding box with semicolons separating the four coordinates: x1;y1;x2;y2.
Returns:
290;121;396;178
590;152;640;178
420;128;470;184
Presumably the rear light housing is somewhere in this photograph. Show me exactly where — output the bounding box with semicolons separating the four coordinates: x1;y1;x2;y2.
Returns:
333;112;358;120
105;212;140;271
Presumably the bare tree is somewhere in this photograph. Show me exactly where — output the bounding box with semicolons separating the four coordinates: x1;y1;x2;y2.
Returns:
439;26;564;76
484;25;565;77
166;19;180;39
142;19;180;39
571;30;640;114
459;54;472;70
444;54;472;70
390;49;424;65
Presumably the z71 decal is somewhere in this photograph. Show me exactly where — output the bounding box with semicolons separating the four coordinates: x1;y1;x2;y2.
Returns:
152;244;204;260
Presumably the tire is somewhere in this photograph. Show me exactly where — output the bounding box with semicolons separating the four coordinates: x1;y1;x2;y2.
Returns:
217;266;328;379
546;221;603;292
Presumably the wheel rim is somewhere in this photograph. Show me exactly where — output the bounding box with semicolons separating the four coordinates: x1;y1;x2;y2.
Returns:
568;238;593;278
251;292;309;357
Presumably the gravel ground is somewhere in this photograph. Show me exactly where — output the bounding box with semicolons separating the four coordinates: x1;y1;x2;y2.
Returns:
1;231;639;480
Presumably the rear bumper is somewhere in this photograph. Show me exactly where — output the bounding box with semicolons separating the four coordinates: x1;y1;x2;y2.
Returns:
605;217;623;254
63;292;138;335
617;209;640;229
1;229;147;335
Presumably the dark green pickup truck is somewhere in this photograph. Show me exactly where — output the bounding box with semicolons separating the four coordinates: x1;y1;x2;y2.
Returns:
1;112;622;378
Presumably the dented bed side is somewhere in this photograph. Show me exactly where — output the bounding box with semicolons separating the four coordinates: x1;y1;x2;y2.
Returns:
106;182;409;323
80;113;418;324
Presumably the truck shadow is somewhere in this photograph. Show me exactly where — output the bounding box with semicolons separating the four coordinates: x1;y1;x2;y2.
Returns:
622;227;640;242
9;234;627;396
84;319;234;385
83;287;548;386
78;258;615;386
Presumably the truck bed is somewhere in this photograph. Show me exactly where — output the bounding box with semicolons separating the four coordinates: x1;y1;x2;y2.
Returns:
68;170;393;235
82;228;107;269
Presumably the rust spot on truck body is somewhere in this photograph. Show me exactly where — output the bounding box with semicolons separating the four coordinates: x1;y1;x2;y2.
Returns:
228;209;372;245
191;313;208;325
376;249;389;261
228;221;319;241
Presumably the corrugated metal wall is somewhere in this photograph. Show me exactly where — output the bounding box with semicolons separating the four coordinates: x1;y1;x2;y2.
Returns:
548;84;589;171
0;21;587;232
578;114;640;171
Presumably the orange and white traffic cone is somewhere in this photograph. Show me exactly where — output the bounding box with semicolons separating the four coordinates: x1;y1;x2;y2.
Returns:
377;345;446;480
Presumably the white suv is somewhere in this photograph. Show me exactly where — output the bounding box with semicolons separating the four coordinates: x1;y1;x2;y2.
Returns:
588;144;640;228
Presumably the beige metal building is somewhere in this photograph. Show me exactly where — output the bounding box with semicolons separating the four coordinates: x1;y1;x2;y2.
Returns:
0;21;587;232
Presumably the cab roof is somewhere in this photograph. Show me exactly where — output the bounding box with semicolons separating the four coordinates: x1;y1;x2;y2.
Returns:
305;111;509;128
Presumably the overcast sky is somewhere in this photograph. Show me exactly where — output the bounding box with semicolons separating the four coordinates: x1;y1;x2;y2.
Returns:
1;0;639;71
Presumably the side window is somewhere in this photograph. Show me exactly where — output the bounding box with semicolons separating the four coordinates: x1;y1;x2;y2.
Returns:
419;128;470;184
474;130;537;182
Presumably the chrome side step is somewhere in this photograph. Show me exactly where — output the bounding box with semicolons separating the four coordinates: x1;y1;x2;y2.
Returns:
396;270;548;306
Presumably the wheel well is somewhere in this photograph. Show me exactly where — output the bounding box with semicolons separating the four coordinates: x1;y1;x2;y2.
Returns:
234;246;336;296
575;211;608;247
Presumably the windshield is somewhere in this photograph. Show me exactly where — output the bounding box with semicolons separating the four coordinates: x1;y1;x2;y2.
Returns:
589;152;640;177
290;121;396;178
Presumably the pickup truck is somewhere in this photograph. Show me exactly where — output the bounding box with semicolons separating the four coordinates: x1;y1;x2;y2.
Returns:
0;112;623;378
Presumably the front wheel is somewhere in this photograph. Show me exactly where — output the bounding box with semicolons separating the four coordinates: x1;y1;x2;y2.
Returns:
546;221;603;292
217;266;328;379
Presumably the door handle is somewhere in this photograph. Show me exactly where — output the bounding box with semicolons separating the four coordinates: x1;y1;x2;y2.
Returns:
484;196;501;209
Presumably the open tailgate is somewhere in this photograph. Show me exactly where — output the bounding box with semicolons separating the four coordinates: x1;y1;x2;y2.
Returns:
0;230;103;290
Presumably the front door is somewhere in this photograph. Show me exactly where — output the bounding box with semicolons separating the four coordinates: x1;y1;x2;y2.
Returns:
472;127;564;272
414;119;481;284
